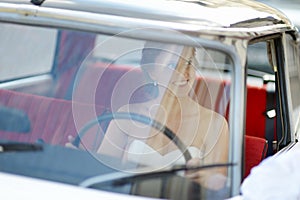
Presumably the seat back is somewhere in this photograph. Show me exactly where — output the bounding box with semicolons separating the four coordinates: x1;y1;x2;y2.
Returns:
0;89;106;151
191;76;231;117
74;63;232;116
64;62;275;158
53;30;96;99
246;85;268;138
72;63;147;111
244;135;268;179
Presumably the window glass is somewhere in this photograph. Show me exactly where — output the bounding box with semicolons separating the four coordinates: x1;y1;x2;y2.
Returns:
0;23;234;197
285;34;300;128
0;23;56;81
246;41;276;157
247;42;274;74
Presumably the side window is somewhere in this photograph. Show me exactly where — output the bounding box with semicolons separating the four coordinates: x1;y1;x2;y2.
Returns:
0;23;56;82
246;41;276;156
242;37;294;178
246;35;296;156
247;42;274;74
285;34;300;136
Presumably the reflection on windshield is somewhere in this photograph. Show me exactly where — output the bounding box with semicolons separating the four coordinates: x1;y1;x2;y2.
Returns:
0;24;233;195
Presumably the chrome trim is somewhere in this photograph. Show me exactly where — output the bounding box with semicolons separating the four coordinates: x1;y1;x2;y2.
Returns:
41;0;292;28
282;33;296;142
0;2;295;40
0;74;53;89
228;40;247;196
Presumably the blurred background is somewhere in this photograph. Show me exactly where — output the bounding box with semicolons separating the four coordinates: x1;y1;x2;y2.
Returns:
257;0;300;29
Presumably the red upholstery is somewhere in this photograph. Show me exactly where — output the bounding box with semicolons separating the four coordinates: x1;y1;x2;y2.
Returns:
0;89;106;150
73;63;154;111
192;76;231;117
245;85;267;138
72;63;273;139
74;63;232;116
56;61;273;160
54;30;96;99
244;135;268;179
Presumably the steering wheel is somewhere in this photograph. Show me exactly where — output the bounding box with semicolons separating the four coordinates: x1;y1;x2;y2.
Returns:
72;112;192;162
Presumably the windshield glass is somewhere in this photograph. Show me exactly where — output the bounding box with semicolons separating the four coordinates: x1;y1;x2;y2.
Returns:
0;23;233;199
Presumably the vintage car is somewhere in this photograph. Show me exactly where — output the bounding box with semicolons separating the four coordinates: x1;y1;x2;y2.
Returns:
0;0;299;199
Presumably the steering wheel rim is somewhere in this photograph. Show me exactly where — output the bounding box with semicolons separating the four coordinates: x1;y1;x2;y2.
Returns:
73;112;192;162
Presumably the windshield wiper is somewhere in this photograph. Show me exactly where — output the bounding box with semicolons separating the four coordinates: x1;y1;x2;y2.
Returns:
0;142;43;152
79;162;236;188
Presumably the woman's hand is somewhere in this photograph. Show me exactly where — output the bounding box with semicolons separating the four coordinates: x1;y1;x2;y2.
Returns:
65;135;83;150
185;158;227;190
185;158;202;179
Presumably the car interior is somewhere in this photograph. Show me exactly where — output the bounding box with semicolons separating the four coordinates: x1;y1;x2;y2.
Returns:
0;28;278;180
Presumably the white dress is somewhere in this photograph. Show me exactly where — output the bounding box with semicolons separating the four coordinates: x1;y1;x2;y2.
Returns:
127;139;203;168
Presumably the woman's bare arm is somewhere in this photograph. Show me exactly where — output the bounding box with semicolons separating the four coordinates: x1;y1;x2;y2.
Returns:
97;119;128;159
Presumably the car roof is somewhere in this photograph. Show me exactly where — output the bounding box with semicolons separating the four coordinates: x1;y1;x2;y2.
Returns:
0;0;296;39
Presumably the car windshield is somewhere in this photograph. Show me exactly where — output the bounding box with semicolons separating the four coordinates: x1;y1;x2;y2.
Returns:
0;23;233;199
